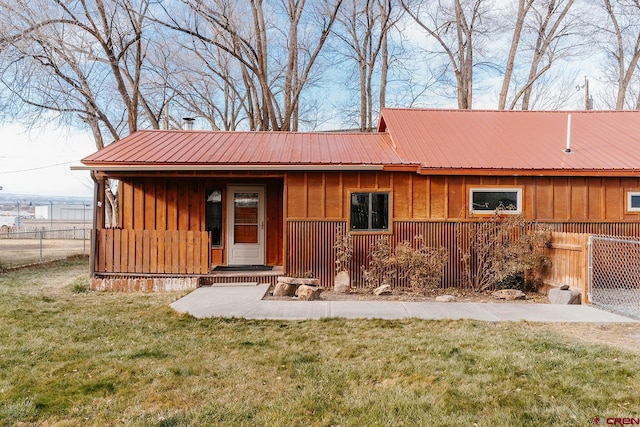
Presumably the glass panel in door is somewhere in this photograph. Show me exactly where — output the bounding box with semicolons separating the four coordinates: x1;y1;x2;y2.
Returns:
233;192;259;244
227;186;265;266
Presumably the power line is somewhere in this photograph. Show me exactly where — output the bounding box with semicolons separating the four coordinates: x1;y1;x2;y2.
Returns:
0;160;78;175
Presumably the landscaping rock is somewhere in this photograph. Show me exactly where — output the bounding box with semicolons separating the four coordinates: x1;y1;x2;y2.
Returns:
373;284;392;296
492;289;526;300
273;281;297;297
295;285;321;301
334;271;351;294
548;288;581;305
277;276;320;286
435;295;457;302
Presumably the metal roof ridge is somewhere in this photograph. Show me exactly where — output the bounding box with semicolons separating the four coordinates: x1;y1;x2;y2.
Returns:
131;129;383;135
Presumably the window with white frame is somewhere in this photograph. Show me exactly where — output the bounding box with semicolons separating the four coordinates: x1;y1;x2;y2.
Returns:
350;192;389;230
470;188;522;214
628;192;640;212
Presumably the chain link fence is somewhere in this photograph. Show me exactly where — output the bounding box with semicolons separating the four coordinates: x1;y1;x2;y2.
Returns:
589;235;640;320
0;228;90;270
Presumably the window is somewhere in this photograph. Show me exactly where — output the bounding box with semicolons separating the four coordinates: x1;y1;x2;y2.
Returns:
350;192;389;231
628;192;640;212
205;189;223;246
470;188;522;214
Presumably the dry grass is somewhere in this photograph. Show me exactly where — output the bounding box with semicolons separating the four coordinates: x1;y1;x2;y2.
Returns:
1;258;639;426
0;239;88;269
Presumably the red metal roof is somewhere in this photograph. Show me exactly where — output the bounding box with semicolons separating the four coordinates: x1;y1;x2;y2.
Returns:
378;108;640;173
81;109;640;175
81;130;409;169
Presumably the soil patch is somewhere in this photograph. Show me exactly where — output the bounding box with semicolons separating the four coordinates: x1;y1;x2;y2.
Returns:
264;286;547;303
539;323;640;355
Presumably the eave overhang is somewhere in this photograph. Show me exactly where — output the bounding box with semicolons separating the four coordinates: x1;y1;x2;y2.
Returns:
72;162;640;177
72;163;390;172
416;166;640;177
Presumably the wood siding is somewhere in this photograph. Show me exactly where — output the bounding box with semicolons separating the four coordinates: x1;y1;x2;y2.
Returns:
285;171;640;222
102;170;640;283
286;220;640;289
96;229;209;274
117;177;283;267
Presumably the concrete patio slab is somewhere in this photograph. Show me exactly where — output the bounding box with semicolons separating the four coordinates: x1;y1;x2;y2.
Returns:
170;285;638;323
328;301;410;319
402;302;500;321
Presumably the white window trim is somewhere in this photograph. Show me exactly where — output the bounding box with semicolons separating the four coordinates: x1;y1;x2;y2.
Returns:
627;191;640;212
469;187;523;215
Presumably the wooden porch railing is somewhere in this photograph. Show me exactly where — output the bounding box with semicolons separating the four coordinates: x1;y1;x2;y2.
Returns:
96;229;210;274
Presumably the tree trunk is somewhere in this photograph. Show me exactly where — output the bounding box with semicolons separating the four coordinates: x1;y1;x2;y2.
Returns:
498;0;533;110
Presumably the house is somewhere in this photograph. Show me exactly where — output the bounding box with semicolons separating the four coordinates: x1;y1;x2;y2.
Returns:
77;109;640;291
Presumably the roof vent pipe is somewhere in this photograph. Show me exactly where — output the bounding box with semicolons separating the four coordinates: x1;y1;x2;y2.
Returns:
182;117;195;130
564;113;572;153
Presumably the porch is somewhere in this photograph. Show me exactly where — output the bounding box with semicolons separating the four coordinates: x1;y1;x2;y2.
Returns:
91;228;283;291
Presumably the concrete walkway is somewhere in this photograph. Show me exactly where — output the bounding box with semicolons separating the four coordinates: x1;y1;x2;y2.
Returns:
170;284;638;323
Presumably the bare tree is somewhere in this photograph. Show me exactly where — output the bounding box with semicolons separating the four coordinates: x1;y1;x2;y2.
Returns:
516;0;577;110
494;0;580;110
333;0;398;131
162;36;249;131
0;0;169;225
594;0;640;109
400;0;491;109
159;0;343;131
498;0;535;109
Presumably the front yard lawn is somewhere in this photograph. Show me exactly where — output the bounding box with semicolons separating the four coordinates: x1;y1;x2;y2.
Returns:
1;258;638;426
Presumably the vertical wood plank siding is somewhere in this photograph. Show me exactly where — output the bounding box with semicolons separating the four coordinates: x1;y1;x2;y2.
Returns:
286;220;640;289
287;220;343;286
96;229;210;274
118;177;284;266
285;171;640;222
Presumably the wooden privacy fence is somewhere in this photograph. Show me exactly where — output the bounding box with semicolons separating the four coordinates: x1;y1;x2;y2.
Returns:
96;229;210;274
286;220;640;290
540;232;590;303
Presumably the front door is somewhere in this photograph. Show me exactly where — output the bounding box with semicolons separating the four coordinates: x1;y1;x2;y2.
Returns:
227;186;265;265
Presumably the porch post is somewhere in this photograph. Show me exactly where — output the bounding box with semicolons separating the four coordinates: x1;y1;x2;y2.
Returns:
90;172;106;278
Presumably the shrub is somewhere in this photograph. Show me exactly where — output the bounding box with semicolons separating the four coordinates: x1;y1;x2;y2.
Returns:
361;235;448;291
394;236;448;292
459;211;551;291
361;236;396;288
333;226;353;273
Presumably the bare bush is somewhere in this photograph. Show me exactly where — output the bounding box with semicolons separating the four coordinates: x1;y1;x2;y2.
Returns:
361;237;396;288
394;236;448;292
459;212;551;291
361;235;448;291
333;226;353;273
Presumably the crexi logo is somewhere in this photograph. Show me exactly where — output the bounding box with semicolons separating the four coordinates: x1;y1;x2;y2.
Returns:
593;418;640;426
